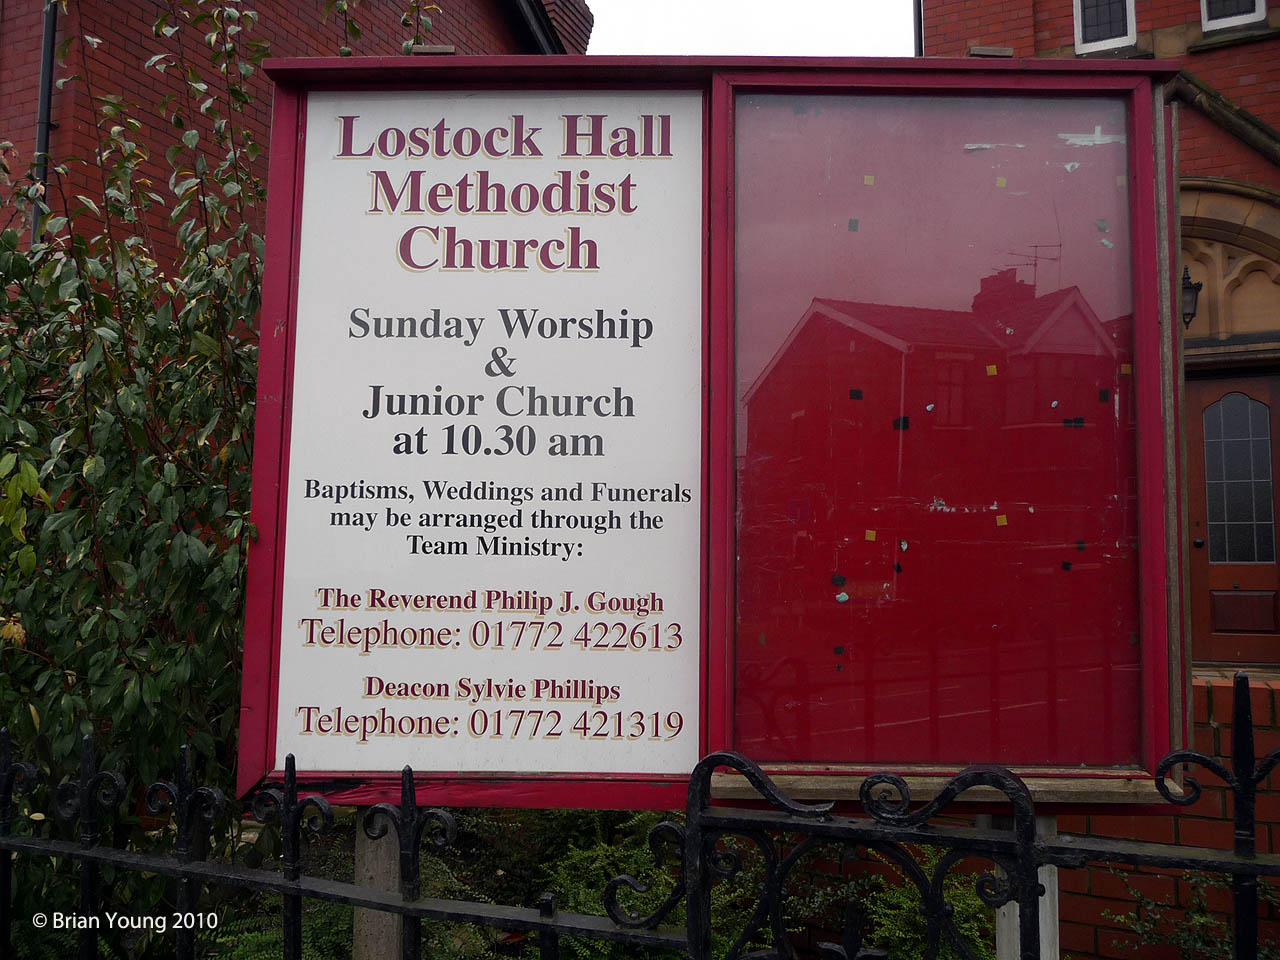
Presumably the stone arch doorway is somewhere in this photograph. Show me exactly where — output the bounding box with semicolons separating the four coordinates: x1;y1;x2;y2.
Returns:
1183;179;1280;662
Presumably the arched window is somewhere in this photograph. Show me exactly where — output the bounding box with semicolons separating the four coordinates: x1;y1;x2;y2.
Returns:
1204;392;1274;563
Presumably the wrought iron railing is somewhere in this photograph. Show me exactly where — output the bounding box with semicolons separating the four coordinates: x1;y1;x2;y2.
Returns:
3;673;1280;960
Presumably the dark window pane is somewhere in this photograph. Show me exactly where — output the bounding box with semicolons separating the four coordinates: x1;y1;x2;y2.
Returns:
1222;393;1251;439
1205;439;1224;481
1080;0;1128;41
1205;404;1223;441
1208;482;1226;522
1254;440;1272;480
1207;0;1257;18
1209;523;1227;562
1223;527;1254;563
1259;523;1276;563
1227;481;1254;523
1224;439;1252;480
1256;482;1274;523
1252;398;1270;438
1228;522;1257;562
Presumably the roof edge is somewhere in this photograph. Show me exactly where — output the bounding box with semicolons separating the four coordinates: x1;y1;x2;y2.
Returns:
263;54;1183;84
512;0;566;55
1171;72;1280;171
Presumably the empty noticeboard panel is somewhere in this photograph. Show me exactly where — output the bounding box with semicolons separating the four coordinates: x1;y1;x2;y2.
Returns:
732;94;1143;769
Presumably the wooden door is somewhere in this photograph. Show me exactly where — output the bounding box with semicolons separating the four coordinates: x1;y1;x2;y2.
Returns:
1188;376;1280;663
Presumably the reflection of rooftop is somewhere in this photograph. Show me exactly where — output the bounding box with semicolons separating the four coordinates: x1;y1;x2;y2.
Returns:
744;269;1119;403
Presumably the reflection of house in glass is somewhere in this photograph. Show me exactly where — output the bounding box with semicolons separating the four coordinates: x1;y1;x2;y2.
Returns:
734;270;1141;767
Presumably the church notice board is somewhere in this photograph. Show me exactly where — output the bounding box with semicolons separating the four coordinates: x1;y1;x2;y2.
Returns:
239;58;1184;808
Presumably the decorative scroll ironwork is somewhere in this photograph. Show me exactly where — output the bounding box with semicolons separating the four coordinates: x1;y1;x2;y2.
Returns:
144;744;225;960
603;819;685;928
249;754;334;960
1;728;36;960
1152;671;1280;959
817;898;887;960
52;735;126;960
363;766;457;960
1;674;1279;960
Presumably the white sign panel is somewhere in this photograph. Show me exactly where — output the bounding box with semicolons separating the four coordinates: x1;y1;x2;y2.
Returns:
274;90;703;775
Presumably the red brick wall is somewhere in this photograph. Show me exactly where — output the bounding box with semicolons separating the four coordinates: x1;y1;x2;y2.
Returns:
926;0;1265;59
923;0;1068;56
2;0;551;256
923;0;1280;196
0;3;67;191
1189;41;1280;121
545;0;595;54
1031;0;1076;55
1146;0;1204;31
1056;676;1280;959
1179;105;1280;191
1178;37;1280;191
924;0;1040;56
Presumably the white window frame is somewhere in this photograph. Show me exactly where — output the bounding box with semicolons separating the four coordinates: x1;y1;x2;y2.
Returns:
1200;0;1267;32
1073;0;1137;53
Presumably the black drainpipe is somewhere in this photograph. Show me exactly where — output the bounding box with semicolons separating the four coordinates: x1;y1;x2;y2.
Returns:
914;0;925;57
31;0;59;245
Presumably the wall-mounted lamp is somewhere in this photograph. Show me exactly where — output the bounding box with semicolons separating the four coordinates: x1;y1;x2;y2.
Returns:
1181;265;1203;331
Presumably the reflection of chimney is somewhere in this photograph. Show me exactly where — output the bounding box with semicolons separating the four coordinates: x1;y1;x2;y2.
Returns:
971;269;1035;313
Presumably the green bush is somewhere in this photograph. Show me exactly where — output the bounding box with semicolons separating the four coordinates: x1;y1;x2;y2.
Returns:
857;849;996;960
1105;869;1280;960
0;2;266;954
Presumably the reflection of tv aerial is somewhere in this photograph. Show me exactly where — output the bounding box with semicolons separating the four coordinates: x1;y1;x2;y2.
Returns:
1000;243;1062;293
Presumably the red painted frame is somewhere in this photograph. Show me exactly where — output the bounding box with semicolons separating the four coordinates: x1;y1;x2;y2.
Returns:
712;66;1176;788
239;56;1182;808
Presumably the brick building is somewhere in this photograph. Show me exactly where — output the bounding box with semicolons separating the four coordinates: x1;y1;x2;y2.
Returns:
921;0;1280;955
0;0;592;253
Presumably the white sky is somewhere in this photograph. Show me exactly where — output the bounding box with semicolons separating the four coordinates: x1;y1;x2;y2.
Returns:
586;0;917;57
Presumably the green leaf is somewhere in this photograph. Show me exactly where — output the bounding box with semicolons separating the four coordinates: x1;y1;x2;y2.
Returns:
182;128;200;149
123;677;140;714
6;251;30;281
221;543;240;575
107;560;138;590
197;411;222;445
187;535;209;566
191;330;220;358
17;544;36;575
0;452;14;479
19;459;40;495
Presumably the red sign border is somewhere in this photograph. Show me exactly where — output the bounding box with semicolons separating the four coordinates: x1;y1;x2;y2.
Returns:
239;56;1183;809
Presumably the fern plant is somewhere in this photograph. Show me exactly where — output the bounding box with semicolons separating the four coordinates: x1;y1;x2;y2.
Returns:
857;851;997;960
211;899;353;959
